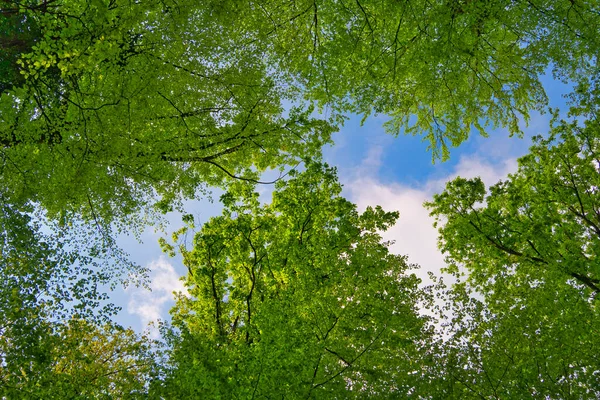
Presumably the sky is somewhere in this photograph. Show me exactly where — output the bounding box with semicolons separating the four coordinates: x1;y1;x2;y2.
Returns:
113;74;574;336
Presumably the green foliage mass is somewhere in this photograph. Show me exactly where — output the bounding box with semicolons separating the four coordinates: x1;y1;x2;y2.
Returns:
1;0;334;227
0;197;153;397
153;165;435;398
0;0;600;398
426;96;600;397
1;318;157;399
209;0;599;158
1;0;598;229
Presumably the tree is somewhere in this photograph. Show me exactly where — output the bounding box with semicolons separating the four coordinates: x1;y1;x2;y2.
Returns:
0;0;42;92
152;164;434;398
0;195;153;396
1;0;333;227
427;104;600;301
428;282;600;399
425;100;600;397
2;1;600;394
186;0;600;158
1;318;157;399
2;0;598;230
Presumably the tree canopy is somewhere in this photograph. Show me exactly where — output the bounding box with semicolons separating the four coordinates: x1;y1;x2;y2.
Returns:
203;0;599;157
0;197;153;398
1;0;598;230
1;0;600;398
1;0;334;228
1;318;157;399
426;97;600;397
153;165;435;398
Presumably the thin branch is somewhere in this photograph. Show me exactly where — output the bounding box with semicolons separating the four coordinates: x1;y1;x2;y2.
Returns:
313;326;387;389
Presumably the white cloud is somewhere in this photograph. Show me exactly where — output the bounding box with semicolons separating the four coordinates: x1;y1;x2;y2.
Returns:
127;257;188;337
343;148;520;288
351;179;443;282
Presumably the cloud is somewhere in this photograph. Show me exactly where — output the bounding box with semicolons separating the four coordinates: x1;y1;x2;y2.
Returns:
127;257;188;337
343;146;520;288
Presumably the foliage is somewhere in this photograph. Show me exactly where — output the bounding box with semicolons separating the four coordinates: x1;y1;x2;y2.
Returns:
0;196;149;398
1;319;157;399
0;0;41;92
153;164;434;398
1;1;600;397
156;0;600;159
430;282;600;399
0;0;597;232
1;0;333;228
426;102;600;397
427;103;600;300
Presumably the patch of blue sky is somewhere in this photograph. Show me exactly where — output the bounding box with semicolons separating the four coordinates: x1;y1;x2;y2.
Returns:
328;70;575;190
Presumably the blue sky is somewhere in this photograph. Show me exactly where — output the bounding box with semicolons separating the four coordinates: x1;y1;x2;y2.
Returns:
114;74;574;335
